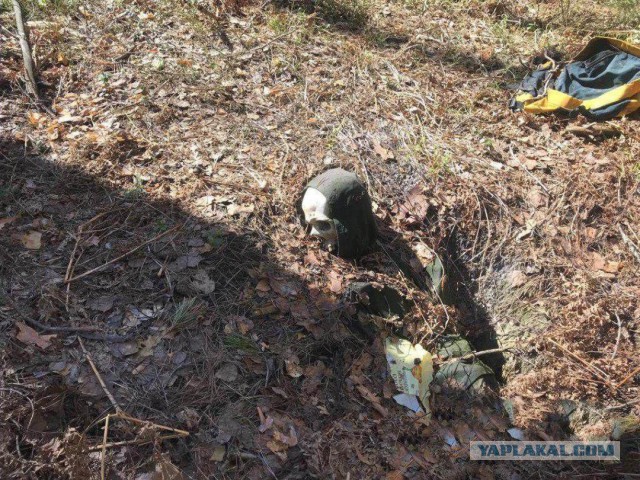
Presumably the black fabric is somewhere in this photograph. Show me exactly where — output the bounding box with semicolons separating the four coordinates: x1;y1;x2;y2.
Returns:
510;67;552;97
304;168;377;258
580;99;634;120
555;47;640;100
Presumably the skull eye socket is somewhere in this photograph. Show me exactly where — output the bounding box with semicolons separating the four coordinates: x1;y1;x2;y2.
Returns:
314;220;333;232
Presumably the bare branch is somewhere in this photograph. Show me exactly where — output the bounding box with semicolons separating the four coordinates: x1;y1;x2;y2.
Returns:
12;0;39;98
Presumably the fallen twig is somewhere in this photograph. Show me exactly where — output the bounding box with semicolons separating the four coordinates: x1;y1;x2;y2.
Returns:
604;397;640;411
65;224;182;284
79;337;123;413
547;338;612;386
618;224;640;264
65;211;115;310
101;412;110;480
6;296;135;342
439;347;512;364
566;123;621;138
65;211;112;282
84;432;189;453
617;364;640;390
246;23;312;54
611;312;623;360
79;340;189;478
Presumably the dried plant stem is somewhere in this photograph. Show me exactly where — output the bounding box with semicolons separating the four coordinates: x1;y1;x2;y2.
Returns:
547;338;612;386
65;211;112;282
11;0;39;98
85;433;187;453
101;413;110;480
440;347;512;364
618;224;640;264
79;339;188;478
65;224;182;283
611;312;623;360
79;337;123;413
617;364;640;390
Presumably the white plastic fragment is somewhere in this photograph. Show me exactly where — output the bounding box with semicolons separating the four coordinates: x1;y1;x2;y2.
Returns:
385;337;434;416
507;427;525;440
392;393;423;413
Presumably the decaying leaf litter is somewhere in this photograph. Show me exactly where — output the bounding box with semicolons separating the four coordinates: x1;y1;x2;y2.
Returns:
1;0;639;477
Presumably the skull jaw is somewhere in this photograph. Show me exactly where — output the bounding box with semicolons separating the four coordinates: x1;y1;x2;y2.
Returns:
310;224;338;252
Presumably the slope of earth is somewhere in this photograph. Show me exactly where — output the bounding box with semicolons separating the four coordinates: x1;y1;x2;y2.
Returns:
1;0;639;478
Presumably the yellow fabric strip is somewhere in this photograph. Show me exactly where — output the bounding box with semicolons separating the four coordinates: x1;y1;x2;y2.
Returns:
514;93;535;102
619;96;640;117
582;79;640;110
522;89;582;113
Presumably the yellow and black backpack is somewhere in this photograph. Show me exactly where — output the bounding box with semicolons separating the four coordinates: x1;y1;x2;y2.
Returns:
510;37;640;120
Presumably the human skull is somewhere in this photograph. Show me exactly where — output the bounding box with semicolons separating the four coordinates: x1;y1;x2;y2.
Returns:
301;187;338;251
300;168;377;258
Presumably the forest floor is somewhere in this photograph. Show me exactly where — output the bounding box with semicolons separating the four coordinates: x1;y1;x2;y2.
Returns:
1;0;640;478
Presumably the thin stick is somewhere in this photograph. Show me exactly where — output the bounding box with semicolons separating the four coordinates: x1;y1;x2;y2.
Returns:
85;433;187;453
65;211;111;282
65;224;182;284
78;343;188;465
65;211;115;310
617;364;640;390
11;0;39;98
508;146;549;194
246;22;313;54
6;296;134;342
440;347;512;364
547;338;611;385
618;224;640;264
79;338;123;413
611;312;623;360
111;412;189;436
604;397;640;411
101;414;110;480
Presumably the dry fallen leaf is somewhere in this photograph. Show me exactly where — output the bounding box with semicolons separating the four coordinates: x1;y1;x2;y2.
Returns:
590;252;622;274
397;186;429;225
327;270;343;293
21;231;42;250
87;296;115;312
58;115;84;124
210;445;226;462
372;138;395;161
138;334;162;357
271;386;289;398
304;250;321;266
284;353;303;378
236;317;254;334
227;203;255;216
507;270;527;288
269;277;299;297
0;216;17;231
15;322;54;349
256;279;271;292
257;407;274;433
215;363;239;382
273;426;298;447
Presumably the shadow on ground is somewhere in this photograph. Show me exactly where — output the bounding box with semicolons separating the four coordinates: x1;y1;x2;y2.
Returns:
1;137;628;478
